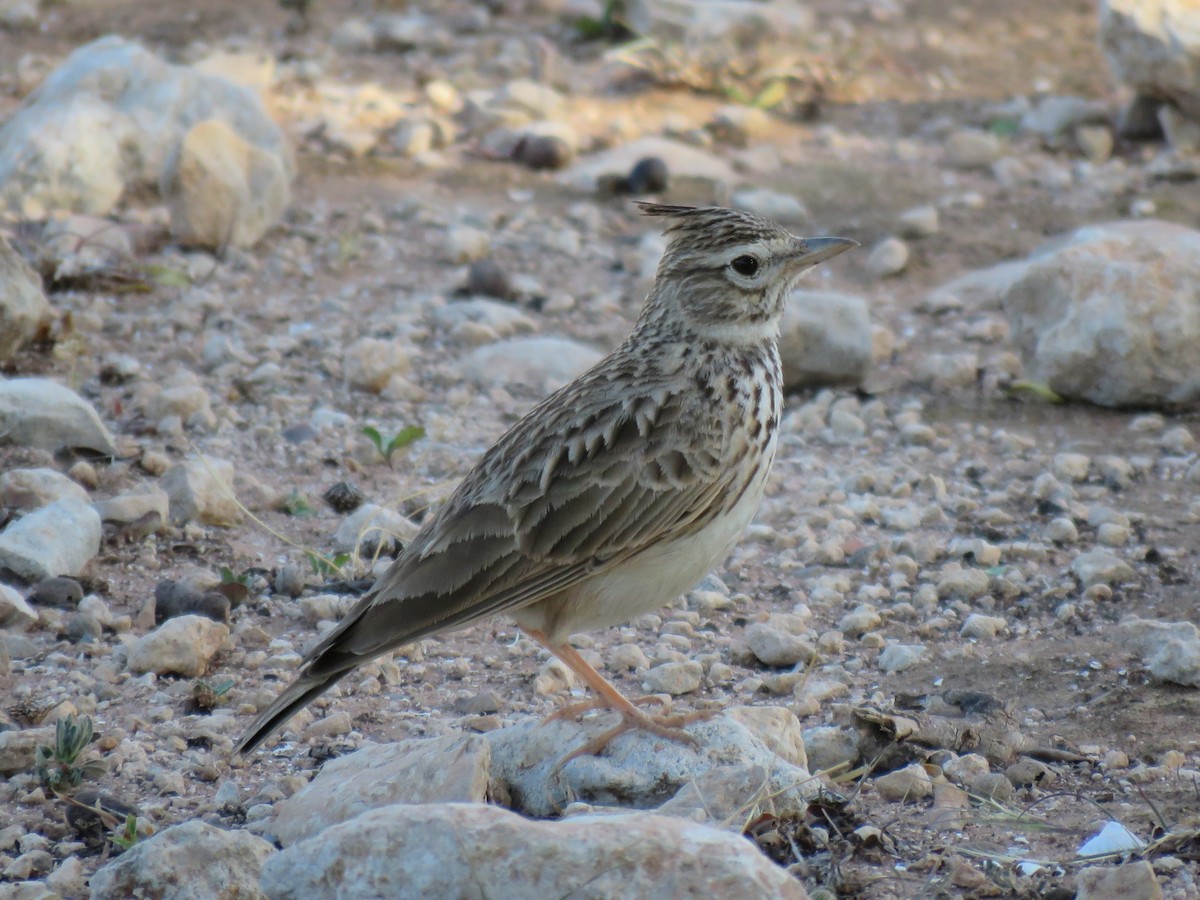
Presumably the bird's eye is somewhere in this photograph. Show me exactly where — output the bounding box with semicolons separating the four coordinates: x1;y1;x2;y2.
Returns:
730;255;760;277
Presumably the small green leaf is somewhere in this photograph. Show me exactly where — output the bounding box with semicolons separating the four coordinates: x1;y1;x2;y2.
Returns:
360;425;385;456
752;79;787;110
1006;380;1064;403
384;425;426;460
989;117;1019;137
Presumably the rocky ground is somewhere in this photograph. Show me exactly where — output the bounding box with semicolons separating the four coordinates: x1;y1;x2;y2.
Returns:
1;0;1200;897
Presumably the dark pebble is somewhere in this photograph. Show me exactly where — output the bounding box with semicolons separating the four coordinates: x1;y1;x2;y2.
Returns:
154;580;231;624
29;576;84;609
62;613;103;643
282;423;319;444
274;564;306;598
466;258;513;300
626;156;670;194
324;481;365;514
516;135;573;171
452;691;504;715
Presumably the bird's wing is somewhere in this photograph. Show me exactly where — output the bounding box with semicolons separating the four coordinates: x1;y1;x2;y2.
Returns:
309;380;732;665
234;375;735;754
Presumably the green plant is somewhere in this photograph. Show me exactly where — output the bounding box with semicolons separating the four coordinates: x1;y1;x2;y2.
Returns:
361;424;426;464
35;715;106;793
305;550;352;578
573;0;633;42
109;813;141;851
280;489;314;517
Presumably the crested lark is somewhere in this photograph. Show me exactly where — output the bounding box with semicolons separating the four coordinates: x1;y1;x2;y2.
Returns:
236;204;855;756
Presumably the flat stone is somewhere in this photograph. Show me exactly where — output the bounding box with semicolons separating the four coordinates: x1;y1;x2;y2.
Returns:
270;734;492;846
161;455;242;526
0;467;88;510
0;378;117;456
259;804;808;899
90;820;273;900
779;291;872;390
0;498;101;580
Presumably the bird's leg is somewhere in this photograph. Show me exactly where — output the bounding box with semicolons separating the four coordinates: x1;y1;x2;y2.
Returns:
524;629;716;770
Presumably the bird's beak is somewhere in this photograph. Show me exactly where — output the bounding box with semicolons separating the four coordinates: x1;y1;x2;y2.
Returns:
792;236;858;268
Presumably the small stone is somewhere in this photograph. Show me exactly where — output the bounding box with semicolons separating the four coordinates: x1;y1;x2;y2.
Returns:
445;225;491;263
802;726;858;773
154;580;231;624
874;763;933;802
466;259;514;299
1075;125;1114;163
866;237;909;278
162;455;242;526
28;575;83;608
1005;757;1055;788
1052;452;1091;482
968;772;1013;802
744;618;815;667
608;643;649;671
1071;550;1135;586
1097;522;1130;545
343;337;411;393
1045;517;1079;543
323;481;365;514
516;135;573;171
0;378;118;456
127;614;229;677
898;204;940;238
946;129;1004;168
626;156;670;194
877;643;926;673
960;614;1007;640
303;711;353;741
942;753;990;784
642;660;702;695
1075;860;1161;900
333;503;419;557
730;187;807;222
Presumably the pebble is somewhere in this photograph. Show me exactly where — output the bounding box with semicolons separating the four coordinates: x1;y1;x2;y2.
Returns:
744;618;815;667
897;204;939;238
641;660;702;695
874;763;933;802
877;643;926;673
1052;452;1091;482
1044;517;1079;543
960;614;1007;639
1071;550;1135;586
866;237;909;277
608;643;649;671
445;226;491;263
127;615;229;677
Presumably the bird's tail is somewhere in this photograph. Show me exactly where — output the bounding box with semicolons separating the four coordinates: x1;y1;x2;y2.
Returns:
232;667;350;756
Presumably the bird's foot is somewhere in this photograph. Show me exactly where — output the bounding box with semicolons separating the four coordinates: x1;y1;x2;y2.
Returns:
542;693;667;725
549;704;718;776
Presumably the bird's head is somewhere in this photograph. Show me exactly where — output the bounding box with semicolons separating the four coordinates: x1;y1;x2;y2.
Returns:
638;203;856;344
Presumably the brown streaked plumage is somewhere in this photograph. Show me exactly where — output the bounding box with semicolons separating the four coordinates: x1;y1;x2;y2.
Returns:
235;203;855;756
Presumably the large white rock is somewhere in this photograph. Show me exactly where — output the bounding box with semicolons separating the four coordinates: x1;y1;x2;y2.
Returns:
486;709;815;818
779;290;872;390
1002;220;1200;408
1100;0;1200;120
0;378;117;456
90;820;273;900
259;804;808;899
161;118;291;249
0;36;291;219
0;498;101;581
0;235;52;363
270;735;492;846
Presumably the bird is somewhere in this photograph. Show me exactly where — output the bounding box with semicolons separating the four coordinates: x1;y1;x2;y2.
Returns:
235;203;856;758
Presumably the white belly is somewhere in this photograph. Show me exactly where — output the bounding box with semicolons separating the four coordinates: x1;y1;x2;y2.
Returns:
514;463;771;642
